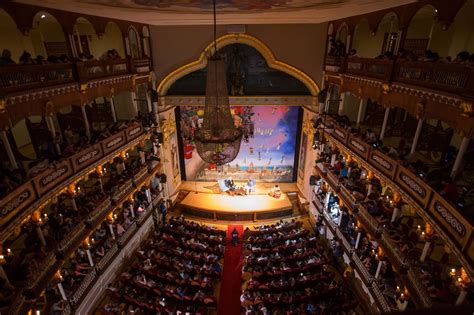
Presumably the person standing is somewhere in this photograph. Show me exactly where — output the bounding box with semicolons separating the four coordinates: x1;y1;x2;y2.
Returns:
231;227;239;246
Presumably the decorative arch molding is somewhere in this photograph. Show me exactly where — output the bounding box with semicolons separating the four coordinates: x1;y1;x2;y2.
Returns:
157;33;320;97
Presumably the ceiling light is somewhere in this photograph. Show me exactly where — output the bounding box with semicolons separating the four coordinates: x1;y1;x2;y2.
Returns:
41;14;46;19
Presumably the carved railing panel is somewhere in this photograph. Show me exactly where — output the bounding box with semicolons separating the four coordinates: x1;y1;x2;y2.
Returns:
0;63;75;94
76;59;129;82
70;143;103;173
394;167;432;208
347;135;371;160
32;160;73;197
101;131;127;155
346;57;394;81
0;181;36;228
369;149;397;179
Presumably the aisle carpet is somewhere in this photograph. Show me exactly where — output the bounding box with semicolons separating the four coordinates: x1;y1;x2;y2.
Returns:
217;225;244;315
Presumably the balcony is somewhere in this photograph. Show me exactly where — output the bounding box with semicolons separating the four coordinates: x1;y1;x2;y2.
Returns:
0;123;148;240
0;57;151;96
325;56;474;98
323;118;474;278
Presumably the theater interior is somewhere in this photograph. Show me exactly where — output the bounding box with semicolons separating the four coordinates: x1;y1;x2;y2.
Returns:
0;0;474;314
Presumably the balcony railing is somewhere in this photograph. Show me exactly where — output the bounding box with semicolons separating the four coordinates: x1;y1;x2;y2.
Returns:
324;55;474;97
0;62;75;94
0;57;151;95
345;57;394;81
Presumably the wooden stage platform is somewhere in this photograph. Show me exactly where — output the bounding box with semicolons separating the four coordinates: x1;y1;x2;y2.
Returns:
176;181;298;221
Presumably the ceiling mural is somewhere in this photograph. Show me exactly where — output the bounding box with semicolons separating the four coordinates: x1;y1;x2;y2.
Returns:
77;0;346;12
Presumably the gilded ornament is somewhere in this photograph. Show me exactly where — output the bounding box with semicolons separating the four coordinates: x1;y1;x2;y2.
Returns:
461;101;473;117
80;83;88;93
0;99;6;113
382;83;391;94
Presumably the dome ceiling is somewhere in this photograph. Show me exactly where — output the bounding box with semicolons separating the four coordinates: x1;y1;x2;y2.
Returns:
13;0;417;25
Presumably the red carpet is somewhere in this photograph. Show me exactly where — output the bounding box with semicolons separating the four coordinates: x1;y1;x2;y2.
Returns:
217;225;244;315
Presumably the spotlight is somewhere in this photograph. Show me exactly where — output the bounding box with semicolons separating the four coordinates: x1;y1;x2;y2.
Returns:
41;14;46;19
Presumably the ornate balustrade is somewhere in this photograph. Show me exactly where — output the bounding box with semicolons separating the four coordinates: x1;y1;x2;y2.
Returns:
0;62;75;94
345;57;394;81
324;56;345;72
130;58;151;74
324;118;474;276
0;125;152;241
0;57;151;96
325;56;474;98
75;58;130;82
112;180;133;204
394;61;474;96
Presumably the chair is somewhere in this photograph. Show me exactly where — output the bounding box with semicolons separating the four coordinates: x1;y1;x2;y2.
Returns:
217;179;229;193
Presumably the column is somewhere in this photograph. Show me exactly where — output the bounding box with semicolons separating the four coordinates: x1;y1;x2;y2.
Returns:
451;136;470;178
57;282;67;300
0;130;18;169
410;119;424;155
379;107;390;140
354;232;362;249
345;35;352;55
74;24;83;54
109;96;117;122
36;226;47;247
391;207;400;223
356;98;366;128
375;260;383;279
455;290;468;305
146;90;153;113
426;18;436;50
46;115;61;155
67;33;78;59
108;223;116;239
131;91;139;117
419;241;431;262
86;249;94;266
81;106;91;139
385;17;394;53
338;92;346;115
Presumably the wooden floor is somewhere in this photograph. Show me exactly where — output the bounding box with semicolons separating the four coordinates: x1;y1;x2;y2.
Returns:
178;181;300;195
180;191;292;213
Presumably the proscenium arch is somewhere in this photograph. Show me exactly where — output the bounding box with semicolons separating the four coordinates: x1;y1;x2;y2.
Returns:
157;33;320;96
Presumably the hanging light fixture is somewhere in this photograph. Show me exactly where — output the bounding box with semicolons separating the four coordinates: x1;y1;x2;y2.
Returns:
194;0;243;165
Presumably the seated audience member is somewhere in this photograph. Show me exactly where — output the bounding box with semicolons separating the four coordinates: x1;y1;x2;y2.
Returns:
440;176;458;202
364;129;378;145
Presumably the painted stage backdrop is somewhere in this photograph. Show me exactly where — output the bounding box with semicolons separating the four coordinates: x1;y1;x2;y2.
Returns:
180;105;300;182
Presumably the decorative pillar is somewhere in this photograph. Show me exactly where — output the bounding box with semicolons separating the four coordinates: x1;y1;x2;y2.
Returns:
426;18;436;50
109;96;117;122
86;249;94;266
67;33;78;59
379;107;390;140
391;207;400;223
131;91;139;117
456;290;468;305
355;232;362;249
81;106;91;139
419;241;431;262
451;136;470;178
57;281;68;301
46;115;61;155
410;119;424;155
146;188;152;204
108;223;115;240
385;17;394;53
338;92;346;115
356;98;366;128
74;24;83;54
0;130;18;169
146;90;153;113
129;203;135;219
36;225;47;247
375;259;383;279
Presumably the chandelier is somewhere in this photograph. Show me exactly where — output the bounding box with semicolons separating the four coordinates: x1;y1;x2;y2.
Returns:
194;0;243;165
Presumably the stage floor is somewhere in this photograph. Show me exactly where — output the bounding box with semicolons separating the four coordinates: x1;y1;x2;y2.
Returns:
180;191;292;213
178;181;300;195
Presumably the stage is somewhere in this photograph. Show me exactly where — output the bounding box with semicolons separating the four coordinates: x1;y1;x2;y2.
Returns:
177;181;298;221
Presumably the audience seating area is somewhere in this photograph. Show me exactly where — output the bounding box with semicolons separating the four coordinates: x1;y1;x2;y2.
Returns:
101;216;225;314
241;220;358;314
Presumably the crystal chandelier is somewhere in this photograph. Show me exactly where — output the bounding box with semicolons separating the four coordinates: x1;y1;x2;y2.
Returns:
194;0;243;165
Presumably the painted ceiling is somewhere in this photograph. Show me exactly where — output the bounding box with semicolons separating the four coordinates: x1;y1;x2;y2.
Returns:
14;0;418;25
76;0;346;12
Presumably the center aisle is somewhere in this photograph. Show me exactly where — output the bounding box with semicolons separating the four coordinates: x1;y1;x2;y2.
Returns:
217;225;244;315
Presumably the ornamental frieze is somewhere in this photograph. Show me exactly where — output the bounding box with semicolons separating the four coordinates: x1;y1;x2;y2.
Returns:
334;129;346;140
398;171;426;198
41;166;68;187
434;201;466;237
349;139;366;153
77;149;101;164
106;136;124;148
371;153;393;171
1;190;31;217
